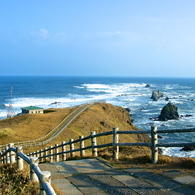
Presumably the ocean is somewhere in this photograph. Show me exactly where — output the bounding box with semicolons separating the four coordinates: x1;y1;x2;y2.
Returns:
1;76;195;157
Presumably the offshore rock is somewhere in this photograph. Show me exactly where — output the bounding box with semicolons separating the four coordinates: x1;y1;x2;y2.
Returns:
180;114;193;118
158;102;179;121
145;84;151;88
125;108;131;112
181;146;195;151
151;90;164;101
165;97;169;101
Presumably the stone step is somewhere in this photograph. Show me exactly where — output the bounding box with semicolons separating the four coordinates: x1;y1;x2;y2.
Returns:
39;158;195;195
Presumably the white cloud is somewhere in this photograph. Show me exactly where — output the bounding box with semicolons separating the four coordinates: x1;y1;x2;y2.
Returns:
39;28;49;38
30;28;49;38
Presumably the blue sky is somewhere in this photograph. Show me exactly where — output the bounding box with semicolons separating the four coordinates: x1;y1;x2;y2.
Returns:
1;1;195;77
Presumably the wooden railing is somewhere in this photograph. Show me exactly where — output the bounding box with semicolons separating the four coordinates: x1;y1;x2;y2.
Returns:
1;126;195;194
0;144;56;195
25;126;195;164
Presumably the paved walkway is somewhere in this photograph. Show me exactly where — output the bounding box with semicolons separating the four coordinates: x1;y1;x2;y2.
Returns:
39;158;195;195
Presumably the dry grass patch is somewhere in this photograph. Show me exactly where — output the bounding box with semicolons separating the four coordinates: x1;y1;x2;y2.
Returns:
1;103;149;149
98;147;195;175
0;164;39;195
0;107;76;145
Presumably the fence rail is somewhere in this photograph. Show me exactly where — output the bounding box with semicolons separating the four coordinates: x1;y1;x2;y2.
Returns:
1;126;195;194
0;144;56;195
20;126;195;164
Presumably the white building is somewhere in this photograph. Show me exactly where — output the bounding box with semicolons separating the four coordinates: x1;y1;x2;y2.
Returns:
21;106;44;114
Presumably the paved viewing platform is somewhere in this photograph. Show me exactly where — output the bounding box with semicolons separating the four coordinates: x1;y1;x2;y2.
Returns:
39;158;195;195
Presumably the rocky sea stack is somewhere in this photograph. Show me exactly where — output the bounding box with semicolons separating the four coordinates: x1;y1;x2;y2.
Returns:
151;90;164;101
158;102;179;121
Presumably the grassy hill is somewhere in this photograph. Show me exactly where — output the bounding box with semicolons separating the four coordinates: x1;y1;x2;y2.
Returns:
0;106;75;145
0;103;150;154
1;102;195;173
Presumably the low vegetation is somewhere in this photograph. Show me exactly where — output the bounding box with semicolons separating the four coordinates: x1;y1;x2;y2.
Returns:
0;164;39;195
1;103;195;194
98;147;195;174
0;107;75;145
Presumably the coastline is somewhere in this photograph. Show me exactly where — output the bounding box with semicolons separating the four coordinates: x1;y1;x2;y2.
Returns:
0;76;195;158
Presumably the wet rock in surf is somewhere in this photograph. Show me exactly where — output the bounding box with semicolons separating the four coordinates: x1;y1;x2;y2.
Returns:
180;114;193;118
181;146;195;151
151;90;164;101
158;102;179;121
165;97;169;101
125;108;131;112
145;84;151;88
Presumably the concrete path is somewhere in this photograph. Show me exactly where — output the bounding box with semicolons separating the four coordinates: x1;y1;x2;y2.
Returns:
39;158;195;195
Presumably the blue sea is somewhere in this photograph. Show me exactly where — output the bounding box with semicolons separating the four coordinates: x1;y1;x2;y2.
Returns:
1;76;195;157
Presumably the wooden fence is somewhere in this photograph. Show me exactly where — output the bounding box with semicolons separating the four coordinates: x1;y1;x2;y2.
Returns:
0;144;56;195
25;126;195;164
1;126;195;194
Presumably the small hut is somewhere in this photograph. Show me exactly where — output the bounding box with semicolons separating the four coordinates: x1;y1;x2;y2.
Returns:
21;106;44;114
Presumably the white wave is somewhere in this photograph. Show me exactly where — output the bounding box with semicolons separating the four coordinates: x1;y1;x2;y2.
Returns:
0;110;8;118
164;84;180;90
83;83;146;93
161;147;195;158
74;86;85;89
2;92;117;113
2;83;142;119
82;84;111;90
164;84;191;90
1;94;119;119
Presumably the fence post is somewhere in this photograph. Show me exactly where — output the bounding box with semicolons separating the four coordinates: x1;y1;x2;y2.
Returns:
49;146;53;163
40;150;42;159
70;139;74;158
113;127;119;160
55;144;59;162
91;131;98;157
44;148;48;162
16;146;23;170
4;150;6;164
36;150;39;158
151;126;158;164
40;149;43;163
6;145;10;164
62;141;66;161
30;157;39;182
8;143;16;164
40;171;51;195
2;150;5;164
79;136;85;157
0;152;2;164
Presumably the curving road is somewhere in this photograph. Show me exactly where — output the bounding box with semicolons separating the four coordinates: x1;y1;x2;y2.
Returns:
0;103;93;149
42;103;92;145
